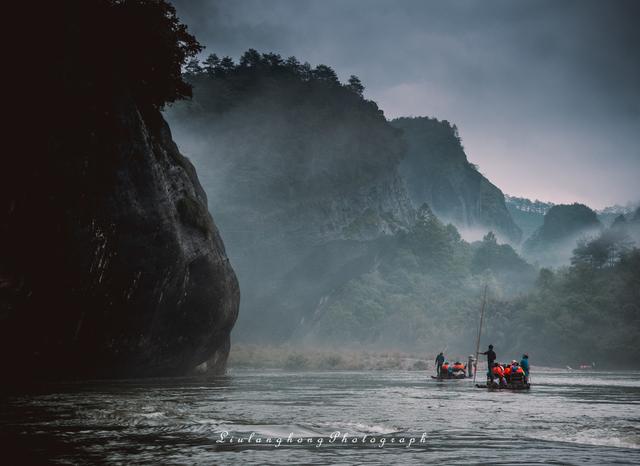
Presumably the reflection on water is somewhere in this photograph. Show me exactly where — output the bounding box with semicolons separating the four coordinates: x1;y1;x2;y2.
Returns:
1;370;639;464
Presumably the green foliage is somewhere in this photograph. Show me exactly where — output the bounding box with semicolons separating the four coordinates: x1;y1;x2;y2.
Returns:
307;205;534;351
346;75;365;96
572;228;633;268
307;207;640;369
471;232;536;292
66;0;202;109
489;247;640;368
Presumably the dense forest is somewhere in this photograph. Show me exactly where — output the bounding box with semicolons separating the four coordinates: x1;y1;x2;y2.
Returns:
490;251;640;367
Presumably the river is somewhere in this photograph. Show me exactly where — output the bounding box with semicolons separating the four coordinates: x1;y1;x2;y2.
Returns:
2;369;639;464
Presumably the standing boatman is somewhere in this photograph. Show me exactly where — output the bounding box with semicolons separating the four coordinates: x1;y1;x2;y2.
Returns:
480;344;497;381
467;355;474;378
435;352;445;377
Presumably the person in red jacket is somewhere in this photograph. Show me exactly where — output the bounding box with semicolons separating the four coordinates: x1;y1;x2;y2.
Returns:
441;361;450;377
452;361;465;371
503;363;512;382
492;362;506;386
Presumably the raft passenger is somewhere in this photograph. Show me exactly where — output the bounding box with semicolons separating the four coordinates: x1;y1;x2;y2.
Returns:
441;361;450;378
492;362;506;386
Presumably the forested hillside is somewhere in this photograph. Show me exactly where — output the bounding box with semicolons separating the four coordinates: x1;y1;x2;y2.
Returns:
301;205;536;350
165;50;414;342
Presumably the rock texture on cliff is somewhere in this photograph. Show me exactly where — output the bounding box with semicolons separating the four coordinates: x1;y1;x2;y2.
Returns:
0;0;238;379
392;117;522;244
1;96;239;379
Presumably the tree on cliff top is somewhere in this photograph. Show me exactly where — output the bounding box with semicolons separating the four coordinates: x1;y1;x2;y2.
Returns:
65;0;202;109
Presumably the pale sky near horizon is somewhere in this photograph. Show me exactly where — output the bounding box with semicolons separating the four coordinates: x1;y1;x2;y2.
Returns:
172;0;639;209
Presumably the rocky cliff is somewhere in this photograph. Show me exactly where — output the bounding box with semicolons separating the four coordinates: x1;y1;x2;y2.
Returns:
0;0;239;379
1;95;239;379
392;117;522;244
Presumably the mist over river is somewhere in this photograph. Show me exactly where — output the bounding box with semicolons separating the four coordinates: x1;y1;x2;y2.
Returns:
2;370;639;464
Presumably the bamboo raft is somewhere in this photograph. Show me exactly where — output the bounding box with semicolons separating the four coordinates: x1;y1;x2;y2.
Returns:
475;382;530;390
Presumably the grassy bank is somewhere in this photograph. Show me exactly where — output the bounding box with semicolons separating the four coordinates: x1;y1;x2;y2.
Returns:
227;345;461;371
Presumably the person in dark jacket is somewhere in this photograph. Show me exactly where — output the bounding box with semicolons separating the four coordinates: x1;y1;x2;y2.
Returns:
480;345;497;381
435;352;445;376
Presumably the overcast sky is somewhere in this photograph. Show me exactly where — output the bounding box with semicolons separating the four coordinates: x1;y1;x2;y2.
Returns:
172;0;639;209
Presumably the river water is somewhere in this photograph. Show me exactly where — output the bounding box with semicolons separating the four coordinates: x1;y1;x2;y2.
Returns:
2;369;639;464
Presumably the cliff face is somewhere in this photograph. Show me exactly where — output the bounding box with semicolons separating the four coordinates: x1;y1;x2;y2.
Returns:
1;91;239;379
392;117;522;244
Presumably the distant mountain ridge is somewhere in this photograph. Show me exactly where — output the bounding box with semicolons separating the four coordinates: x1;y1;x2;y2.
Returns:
506;196;639;242
505;195;554;241
523;203;603;266
596;202;639;227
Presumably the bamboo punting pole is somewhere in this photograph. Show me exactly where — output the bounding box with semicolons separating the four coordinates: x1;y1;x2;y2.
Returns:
473;284;488;384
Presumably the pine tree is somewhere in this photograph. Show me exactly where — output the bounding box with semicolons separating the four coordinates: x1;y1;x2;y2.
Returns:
346;75;365;96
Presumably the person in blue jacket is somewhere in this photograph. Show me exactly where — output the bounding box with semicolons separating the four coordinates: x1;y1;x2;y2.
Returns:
520;354;530;378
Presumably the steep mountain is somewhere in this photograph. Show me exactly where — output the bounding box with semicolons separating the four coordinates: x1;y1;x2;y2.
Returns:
523;203;603;267
165;51;414;342
504;195;554;241
391;117;522;244
0;0;239;380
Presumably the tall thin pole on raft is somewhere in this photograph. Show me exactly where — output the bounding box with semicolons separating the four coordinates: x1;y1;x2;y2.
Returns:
473;284;488;384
